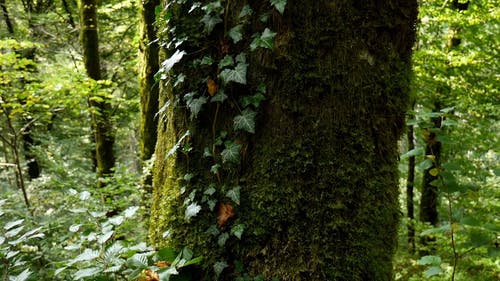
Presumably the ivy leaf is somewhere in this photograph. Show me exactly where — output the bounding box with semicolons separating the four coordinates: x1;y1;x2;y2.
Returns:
234;108;257;133
187;96;208;119
214;261;228;278
221;142;241;164
270;0;287;14
250;28;277;50
201;14;222;34
242;92;266;108
217;232;229;247
235;52;246;63
185;202;202;220
218;55;234;69
220;62;248;85
226;186;241;205
204;186;216;196
200;56;214;65
238;5;253;18
211;89;228;103
161;50;186;72
230;224;245;239
228;25;244;43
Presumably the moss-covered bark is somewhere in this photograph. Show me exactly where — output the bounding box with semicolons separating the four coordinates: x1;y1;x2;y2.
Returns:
138;0;160;163
80;0;115;182
150;1;417;280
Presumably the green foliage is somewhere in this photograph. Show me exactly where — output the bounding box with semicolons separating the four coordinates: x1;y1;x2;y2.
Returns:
396;0;499;280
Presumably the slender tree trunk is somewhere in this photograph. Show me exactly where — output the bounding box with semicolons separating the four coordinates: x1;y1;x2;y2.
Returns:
407;113;416;254
420;101;442;226
138;0;160;190
80;0;115;184
0;0;14;34
150;1;417;280
61;0;76;28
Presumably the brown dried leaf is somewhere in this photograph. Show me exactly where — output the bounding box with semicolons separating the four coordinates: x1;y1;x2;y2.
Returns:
207;78;218;96
217;202;235;228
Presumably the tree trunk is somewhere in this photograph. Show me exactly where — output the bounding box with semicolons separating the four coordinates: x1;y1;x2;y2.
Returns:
150;1;417;280
80;0;115;183
407;110;416;253
0;0;14;34
138;0;160;189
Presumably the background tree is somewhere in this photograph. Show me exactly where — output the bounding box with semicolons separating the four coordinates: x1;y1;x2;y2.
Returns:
80;0;115;183
138;0;160;191
149;0;417;280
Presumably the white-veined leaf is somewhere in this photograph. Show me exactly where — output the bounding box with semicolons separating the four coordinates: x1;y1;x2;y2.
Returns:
219;62;247;85
68;249;100;265
250;28;277;50
187;96;208;119
98;230;114;244
221;142;241;164
234;108;257;133
226;186;241;205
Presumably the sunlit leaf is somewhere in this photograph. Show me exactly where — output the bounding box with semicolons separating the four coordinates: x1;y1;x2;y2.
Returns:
73;267;101;280
161;50;186;73
124;206;139;218
185;202;202;220
4;219;23;231
424;266;442;278
10;268;31;281
419;255;441;266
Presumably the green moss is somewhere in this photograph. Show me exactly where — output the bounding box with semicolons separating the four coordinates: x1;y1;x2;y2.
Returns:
150;0;417;280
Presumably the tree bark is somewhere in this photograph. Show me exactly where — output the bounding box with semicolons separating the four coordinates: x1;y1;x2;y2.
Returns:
407;112;416;254
0;0;14;34
80;0;115;183
150;1;417;280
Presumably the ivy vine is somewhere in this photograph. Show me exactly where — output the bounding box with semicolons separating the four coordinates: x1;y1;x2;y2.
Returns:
155;0;287;278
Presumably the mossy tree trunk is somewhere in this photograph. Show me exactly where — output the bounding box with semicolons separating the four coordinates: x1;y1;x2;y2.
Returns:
150;1;417;280
138;0;160;190
80;0;115;184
